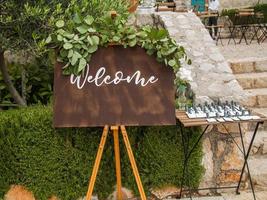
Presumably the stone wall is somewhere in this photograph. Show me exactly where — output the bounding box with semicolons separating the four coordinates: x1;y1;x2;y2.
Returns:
134;10;248;104
133;10;267;195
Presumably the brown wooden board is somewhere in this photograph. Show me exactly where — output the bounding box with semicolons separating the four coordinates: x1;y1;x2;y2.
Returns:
53;46;176;127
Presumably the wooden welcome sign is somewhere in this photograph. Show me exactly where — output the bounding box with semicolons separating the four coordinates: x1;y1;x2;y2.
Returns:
53;46;176;127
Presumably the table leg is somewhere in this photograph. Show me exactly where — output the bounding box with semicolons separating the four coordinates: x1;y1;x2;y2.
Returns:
179;124;210;199
228;26;237;45
236;122;263;199
250;25;261;44
236;123;255;200
238;26;249;45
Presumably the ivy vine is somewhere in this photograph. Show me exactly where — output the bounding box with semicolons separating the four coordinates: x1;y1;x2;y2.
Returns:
47;13;191;76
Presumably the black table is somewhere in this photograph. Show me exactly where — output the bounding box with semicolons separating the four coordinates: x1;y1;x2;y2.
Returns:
176;110;267;200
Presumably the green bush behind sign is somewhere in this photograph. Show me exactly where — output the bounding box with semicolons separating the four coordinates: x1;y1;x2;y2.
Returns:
0;106;203;199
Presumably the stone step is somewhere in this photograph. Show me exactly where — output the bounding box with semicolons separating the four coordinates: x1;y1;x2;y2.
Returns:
244;130;267;154
250;107;267;132
243;88;267;108
229;58;267;74
235;72;267;89
252;108;267;131
253;108;267;117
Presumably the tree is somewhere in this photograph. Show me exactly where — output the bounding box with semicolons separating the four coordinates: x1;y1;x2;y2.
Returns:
0;0;56;105
0;0;129;106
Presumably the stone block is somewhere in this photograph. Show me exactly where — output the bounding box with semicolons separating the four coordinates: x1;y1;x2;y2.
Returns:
209;53;224;62
230;62;255;74
221;143;243;171
199;137;214;195
216;141;225;157
248;158;267;189
255;77;267;88
216;62;233;73
258;95;267;107
199;63;215;72
136;13;154;26
255;60;267;72
236;78;253;89
150;186;180;199
244;131;267;155
218;171;241;184
216;123;246;134
242;95;257;107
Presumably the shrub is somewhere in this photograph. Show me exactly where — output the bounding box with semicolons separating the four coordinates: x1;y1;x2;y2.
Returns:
221;3;267;23
254;3;267;22
0;106;203;199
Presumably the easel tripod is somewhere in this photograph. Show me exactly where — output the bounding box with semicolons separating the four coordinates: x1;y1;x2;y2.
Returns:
85;125;147;200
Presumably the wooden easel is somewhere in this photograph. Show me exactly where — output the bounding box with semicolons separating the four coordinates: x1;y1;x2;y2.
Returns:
85;125;147;200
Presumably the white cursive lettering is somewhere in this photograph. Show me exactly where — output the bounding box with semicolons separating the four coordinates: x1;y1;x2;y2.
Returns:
70;64;159;89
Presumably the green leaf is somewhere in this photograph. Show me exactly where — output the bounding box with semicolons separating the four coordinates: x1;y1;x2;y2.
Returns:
45;35;52;44
55;20;64;28
57;34;63;41
73;13;82;24
87;36;93;45
166;47;177;55
74;44;82;49
71;51;82;66
146;49;154;56
82;44;87;50
187;59;192;65
112;36;120;42
63;43;73;50
63;32;74;39
62;62;70;69
74;35;79;41
87;45;98;53
63;68;71;75
129;39;137;47
68;49;74;58
84;15;94;25
137;31;147;38
57;29;65;35
157;51;162;58
128;34;136;39
168;59;176;67
91;36;100;45
76;25;89;34
60;49;68;57
156;29;168;39
78;58;87;72
88;28;96;33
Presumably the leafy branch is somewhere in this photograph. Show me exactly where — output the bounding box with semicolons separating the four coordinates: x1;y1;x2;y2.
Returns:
47;13;191;76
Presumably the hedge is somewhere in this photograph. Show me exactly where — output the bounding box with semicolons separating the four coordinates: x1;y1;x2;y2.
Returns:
221;3;267;23
0;106;203;200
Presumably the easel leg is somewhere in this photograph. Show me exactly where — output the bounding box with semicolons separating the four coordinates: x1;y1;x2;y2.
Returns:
120;126;147;200
86;125;109;200
111;126;123;200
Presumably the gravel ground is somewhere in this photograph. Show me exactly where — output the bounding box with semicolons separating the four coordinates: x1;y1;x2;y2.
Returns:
176;190;267;200
217;39;267;61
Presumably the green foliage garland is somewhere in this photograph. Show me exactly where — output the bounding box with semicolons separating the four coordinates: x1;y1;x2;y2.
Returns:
48;13;190;76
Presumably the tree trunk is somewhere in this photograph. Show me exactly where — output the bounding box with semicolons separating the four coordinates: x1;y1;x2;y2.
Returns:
0;51;26;106
21;66;27;104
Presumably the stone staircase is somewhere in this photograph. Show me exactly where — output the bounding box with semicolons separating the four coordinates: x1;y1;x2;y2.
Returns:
230;58;267;190
230;58;267;116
